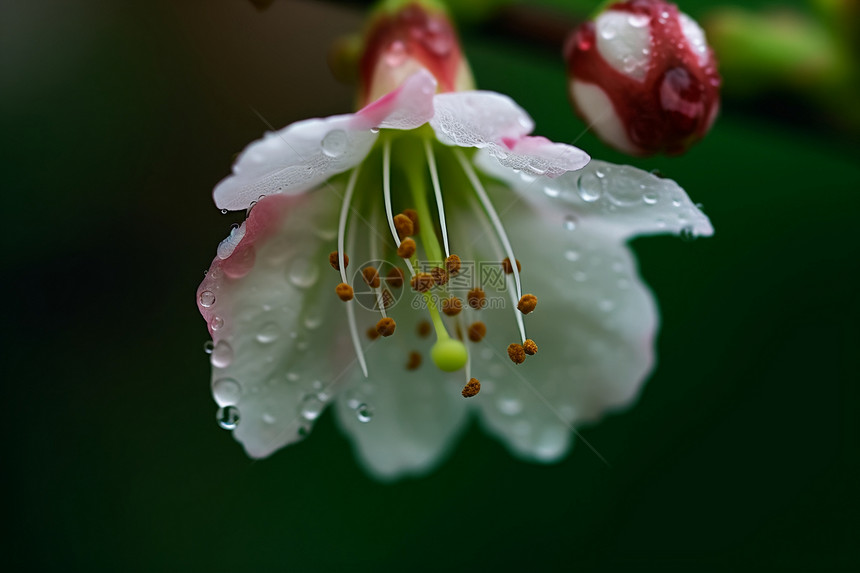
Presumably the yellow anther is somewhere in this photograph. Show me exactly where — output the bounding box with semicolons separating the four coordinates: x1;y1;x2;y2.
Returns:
406;351;422;370
467;287;487;309
403;208;420;235
507;343;526;364
329;251;349;271
386;267;404;288
417;320;432;338
445;254;461;276
441;296;462;316
411;272;434;293
336;283;354;301
462;378;481;398
467;321;486;342
397;238;416;258
376;317;396;337
517;294;538;315
362;266;381;288
394;213;414;239
523;339;538;355
431;266;449;286
502;257;521;274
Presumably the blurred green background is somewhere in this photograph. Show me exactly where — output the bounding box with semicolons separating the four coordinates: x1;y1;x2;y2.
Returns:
4;0;858;570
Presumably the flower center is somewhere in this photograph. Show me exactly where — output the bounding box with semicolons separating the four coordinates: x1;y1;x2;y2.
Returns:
328;128;540;397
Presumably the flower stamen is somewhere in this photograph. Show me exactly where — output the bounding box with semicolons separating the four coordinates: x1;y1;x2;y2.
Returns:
424;138;451;258
337;167;368;377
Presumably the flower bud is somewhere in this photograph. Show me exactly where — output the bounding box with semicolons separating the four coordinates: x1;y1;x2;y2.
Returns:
359;0;475;105
564;0;721;156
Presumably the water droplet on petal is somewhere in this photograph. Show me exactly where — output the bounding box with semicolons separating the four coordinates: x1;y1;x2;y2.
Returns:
212;378;242;406
300;394;325;420
287;372;300;383
643;192;658;205
221;208;228;215
211;340;234;368
320;129;348;158
199;291;215;308
210;316;224;331
356;403;374;423
564;250;580;262
256;322;281;344
216;405;240;430
203;340;214;354
577;171;603;202
680;225;697;242
288;258;319;288
370;127;380;134
562;215;578;231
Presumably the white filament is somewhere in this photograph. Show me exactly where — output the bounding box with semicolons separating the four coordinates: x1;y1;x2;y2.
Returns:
455;149;523;301
337;167;368;377
424;139;450;258
382;139;415;275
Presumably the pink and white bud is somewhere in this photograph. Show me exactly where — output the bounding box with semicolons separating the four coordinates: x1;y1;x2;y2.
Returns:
565;0;720;156
359;1;474;105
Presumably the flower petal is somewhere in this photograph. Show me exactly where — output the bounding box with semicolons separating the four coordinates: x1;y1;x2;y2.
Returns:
213;114;377;212
429;90;534;146
496;135;590;177
354;68;438;130
474;156;714;239
197;188;348;458
465;182;662;463
430;91;588;177
333;294;469;481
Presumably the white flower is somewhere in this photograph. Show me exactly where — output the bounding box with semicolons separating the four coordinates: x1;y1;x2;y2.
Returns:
196;65;712;481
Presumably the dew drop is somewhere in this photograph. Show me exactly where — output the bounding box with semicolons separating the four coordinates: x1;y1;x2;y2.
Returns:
221;208;228;215
643;192;658;205
288;258;319;288
216;405;240;430
199;290;215;308
212;378;242;406
210;316;224;331
286;372;300;383
203;340;214;354
262;413;276;424
577;171;603;202
304;314;323;330
672;198;682;207
562;215;578;231
564;250;580;262
211;340;234;368
320;129;348;158
370;127;380;134
256;322;281;344
300;394;325;420
600;27;617;40
680;225;697;242
356;403;374;423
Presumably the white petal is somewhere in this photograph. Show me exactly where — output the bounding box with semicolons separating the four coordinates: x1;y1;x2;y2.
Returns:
197;188;349;458
475;156;713;240
333;270;469;481
429;90;534;148
213;115;377;211
466;183;661;463
495;135;590;178
595;10;652;82
355;68;438;131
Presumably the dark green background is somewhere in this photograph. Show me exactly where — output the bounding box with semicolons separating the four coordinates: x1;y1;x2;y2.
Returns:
4;0;858;570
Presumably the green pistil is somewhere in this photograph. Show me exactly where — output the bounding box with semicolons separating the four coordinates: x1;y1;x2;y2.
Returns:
392;132;467;372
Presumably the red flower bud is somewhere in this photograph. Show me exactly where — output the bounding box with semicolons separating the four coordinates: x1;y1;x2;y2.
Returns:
359;1;474;106
565;0;721;156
